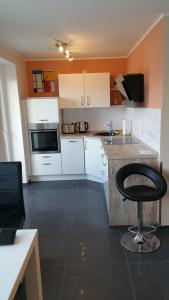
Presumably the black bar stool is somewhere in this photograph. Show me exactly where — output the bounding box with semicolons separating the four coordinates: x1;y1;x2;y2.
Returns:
116;163;167;253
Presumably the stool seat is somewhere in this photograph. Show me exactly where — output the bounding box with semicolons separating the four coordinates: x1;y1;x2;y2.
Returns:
125;185;160;202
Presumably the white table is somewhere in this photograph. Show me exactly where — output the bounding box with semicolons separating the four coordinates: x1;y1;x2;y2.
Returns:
0;229;43;300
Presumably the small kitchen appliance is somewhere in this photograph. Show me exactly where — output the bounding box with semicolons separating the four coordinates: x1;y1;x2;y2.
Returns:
78;121;88;133
62;123;75;134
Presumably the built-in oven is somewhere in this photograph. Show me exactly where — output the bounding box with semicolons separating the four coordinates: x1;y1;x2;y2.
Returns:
28;123;61;154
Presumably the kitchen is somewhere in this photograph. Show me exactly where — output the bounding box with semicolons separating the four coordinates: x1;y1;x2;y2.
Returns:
23;68;159;226
1;2;169;299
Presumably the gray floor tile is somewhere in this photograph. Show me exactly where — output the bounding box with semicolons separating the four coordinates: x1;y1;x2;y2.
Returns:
41;264;64;300
72;210;109;231
61;263;134;300
67;230;125;264
128;261;169;300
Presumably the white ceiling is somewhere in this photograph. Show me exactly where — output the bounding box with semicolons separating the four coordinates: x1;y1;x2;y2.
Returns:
0;0;169;60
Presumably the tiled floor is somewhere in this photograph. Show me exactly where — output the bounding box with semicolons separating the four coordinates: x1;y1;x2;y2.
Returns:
15;180;169;300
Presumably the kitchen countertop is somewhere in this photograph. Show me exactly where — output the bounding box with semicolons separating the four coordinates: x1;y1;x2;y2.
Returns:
60;131;158;160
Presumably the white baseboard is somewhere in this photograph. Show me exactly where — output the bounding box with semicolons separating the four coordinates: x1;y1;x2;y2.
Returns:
29;174;104;183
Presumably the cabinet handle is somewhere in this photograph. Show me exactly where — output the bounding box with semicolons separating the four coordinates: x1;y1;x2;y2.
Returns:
84;141;87;150
43;156;51;158
69;140;78;142
101;154;107;166
42;163;51;165
39;119;48;121
81;96;84;106
86;96;90;106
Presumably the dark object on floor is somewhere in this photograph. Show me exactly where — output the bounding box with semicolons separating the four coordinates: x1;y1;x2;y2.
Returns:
116;163;167;253
0;228;16;245
0;162;25;228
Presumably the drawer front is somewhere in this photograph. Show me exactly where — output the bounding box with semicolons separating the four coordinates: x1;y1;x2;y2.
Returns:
31;153;61;163
31;160;62;176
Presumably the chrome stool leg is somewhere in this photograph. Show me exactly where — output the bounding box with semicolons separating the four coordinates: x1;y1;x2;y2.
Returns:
121;201;160;253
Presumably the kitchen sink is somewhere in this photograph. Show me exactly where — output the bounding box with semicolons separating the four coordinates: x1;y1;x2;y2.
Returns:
95;131;112;136
103;136;139;145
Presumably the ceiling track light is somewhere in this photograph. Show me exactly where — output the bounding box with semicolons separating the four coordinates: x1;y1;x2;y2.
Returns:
55;39;74;61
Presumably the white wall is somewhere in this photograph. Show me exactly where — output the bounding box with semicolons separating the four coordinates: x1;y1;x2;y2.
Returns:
62;106;127;131
0;42;28;182
1;62;27;183
126;107;161;154
0;42;28;98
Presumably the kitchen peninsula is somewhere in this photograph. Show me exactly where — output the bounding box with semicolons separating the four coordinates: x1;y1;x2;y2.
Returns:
101;136;158;226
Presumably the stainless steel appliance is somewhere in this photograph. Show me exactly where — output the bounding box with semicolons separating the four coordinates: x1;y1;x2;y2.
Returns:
28;123;61;154
62;123;75;134
78;121;88;133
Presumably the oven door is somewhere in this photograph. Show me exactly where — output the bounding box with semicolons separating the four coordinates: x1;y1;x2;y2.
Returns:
29;129;60;153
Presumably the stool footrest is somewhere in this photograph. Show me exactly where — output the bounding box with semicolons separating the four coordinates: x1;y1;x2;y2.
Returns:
128;225;156;235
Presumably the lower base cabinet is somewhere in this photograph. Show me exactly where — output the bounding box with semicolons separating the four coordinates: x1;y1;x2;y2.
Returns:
61;138;85;174
31;153;62;176
84;137;107;179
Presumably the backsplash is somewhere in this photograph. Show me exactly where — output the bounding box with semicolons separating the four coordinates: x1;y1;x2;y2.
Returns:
126;107;161;154
62;106;161;154
62;106;127;131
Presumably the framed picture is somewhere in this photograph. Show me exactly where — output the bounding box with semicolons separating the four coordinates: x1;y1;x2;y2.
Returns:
32;70;55;93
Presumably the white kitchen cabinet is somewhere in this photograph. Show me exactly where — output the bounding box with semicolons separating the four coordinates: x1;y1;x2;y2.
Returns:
61;138;85;174
58;74;84;108
84;73;110;107
31;153;62;176
84;137;105;178
58;73;110;108
26;98;59;123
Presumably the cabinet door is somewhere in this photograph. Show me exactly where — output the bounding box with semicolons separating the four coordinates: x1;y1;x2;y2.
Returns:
84;73;110;108
61;138;85;174
31;153;62;175
26;98;59;123
84;138;103;177
58;74;85;108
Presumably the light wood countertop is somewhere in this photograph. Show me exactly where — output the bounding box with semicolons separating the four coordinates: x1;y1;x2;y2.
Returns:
60;132;158;160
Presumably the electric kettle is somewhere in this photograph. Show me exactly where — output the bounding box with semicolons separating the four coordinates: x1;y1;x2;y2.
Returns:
78;121;89;133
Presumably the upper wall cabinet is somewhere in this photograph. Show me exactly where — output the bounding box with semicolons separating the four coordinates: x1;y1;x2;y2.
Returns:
26;98;59;123
58;73;110;108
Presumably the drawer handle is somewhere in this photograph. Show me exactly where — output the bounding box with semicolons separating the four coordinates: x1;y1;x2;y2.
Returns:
101;154;107;166
42;156;51;158
39;119;48;121
42;163;51;165
84;141;87;150
69;140;78;142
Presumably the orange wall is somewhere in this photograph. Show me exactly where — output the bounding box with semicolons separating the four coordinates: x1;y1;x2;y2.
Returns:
26;58;126;97
127;20;164;108
26;20;164;108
